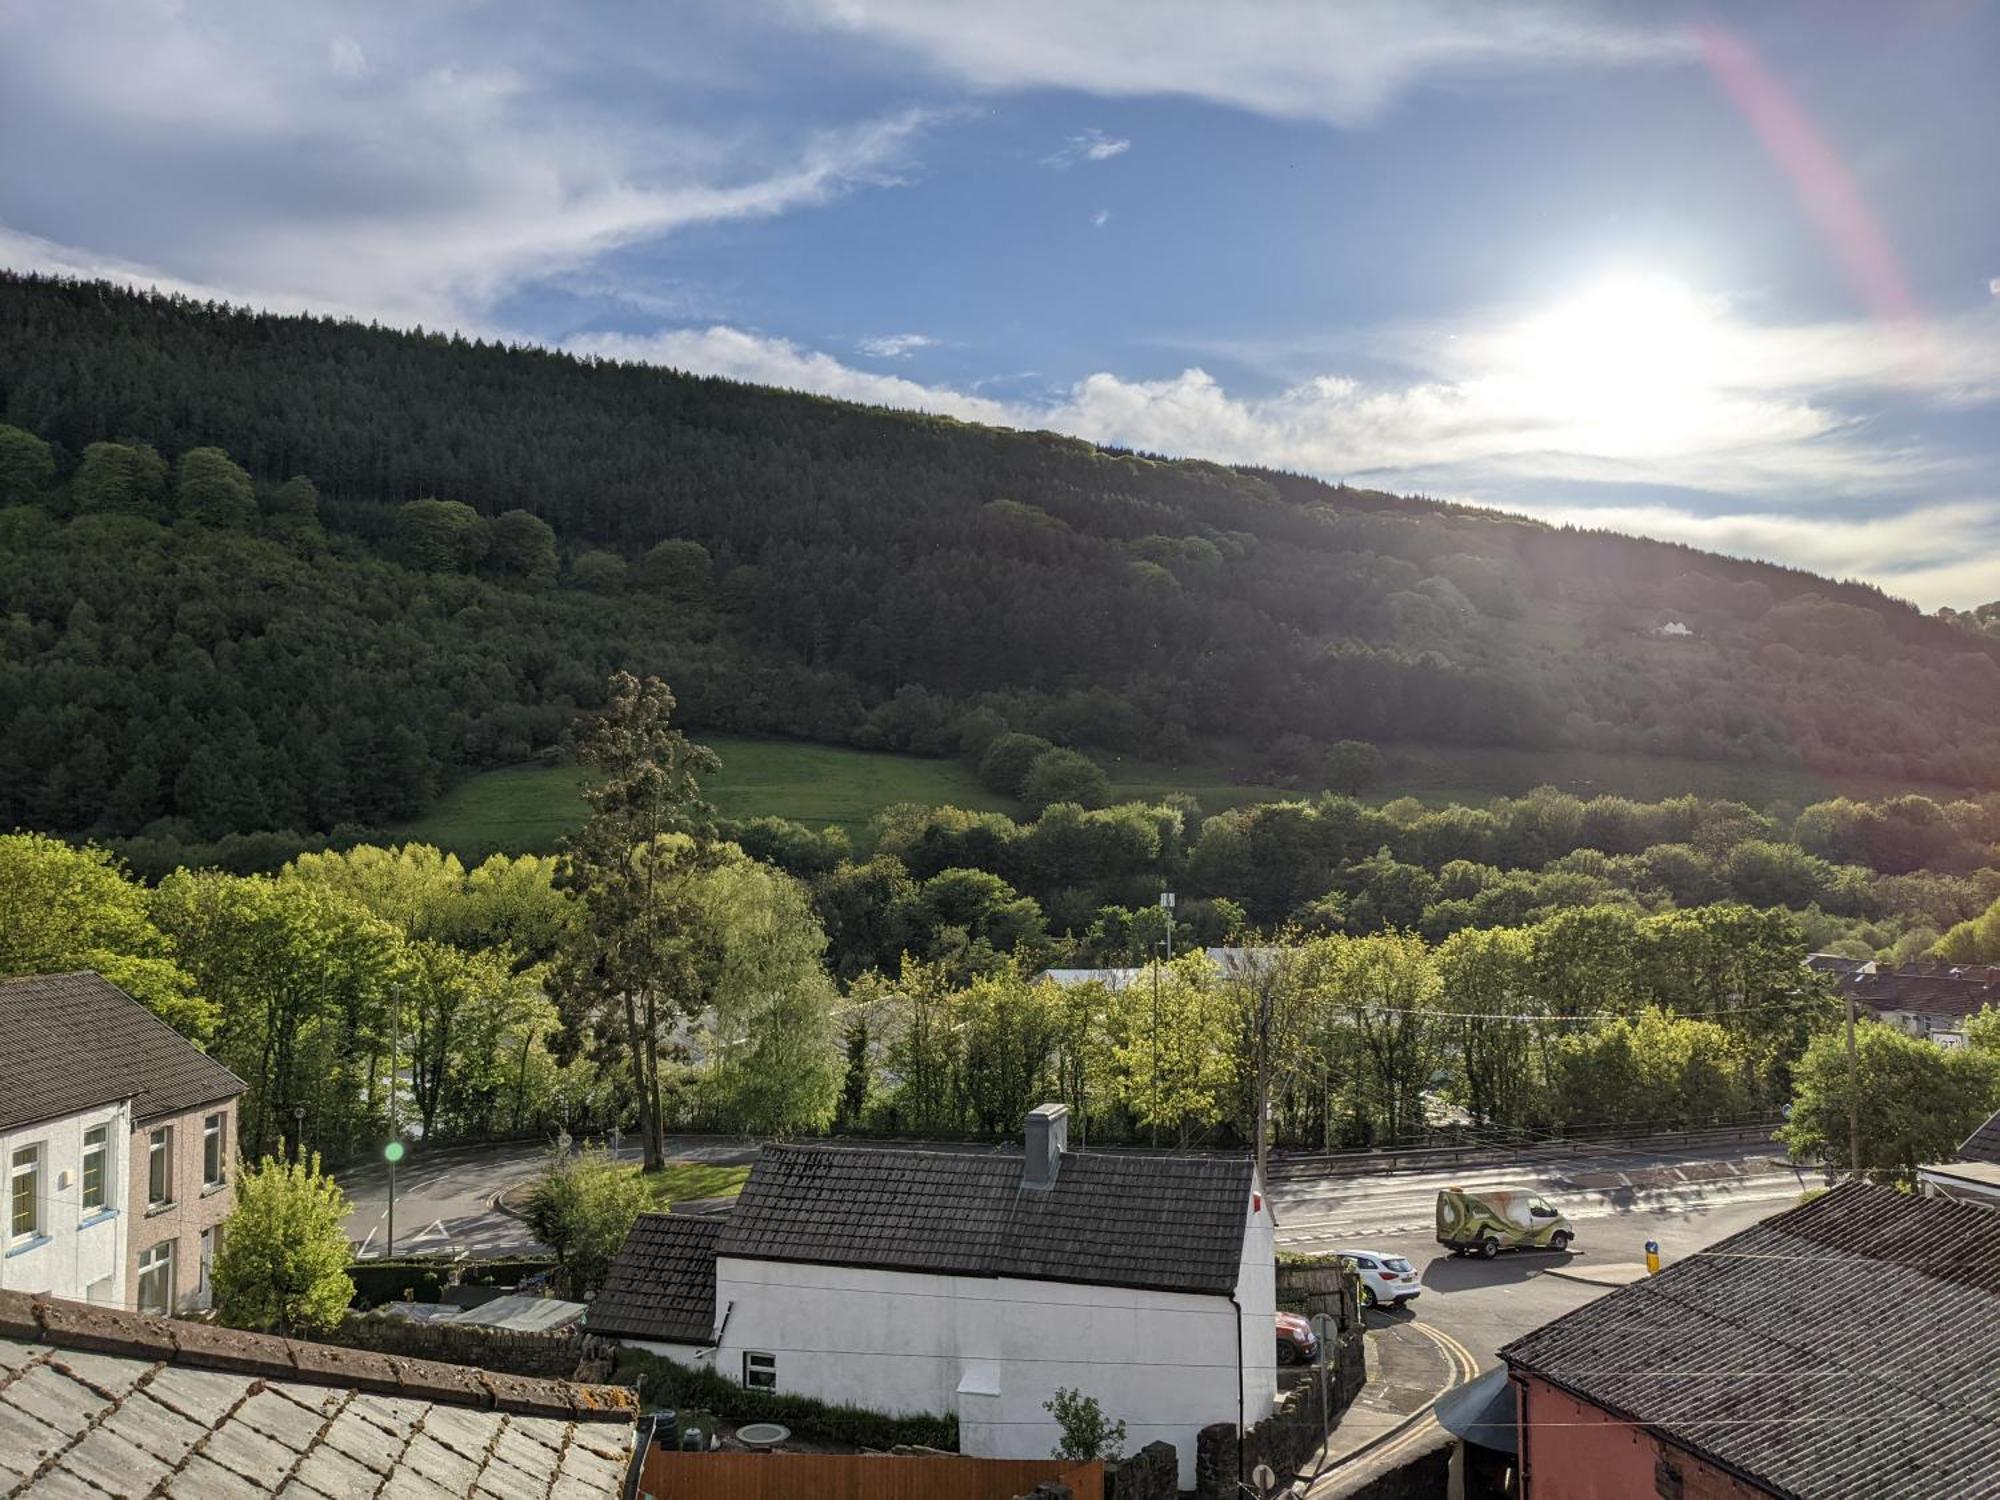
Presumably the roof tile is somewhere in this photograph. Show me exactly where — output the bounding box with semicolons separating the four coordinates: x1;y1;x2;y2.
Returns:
716;1143;1254;1295
0;972;245;1130
1502;1183;2000;1500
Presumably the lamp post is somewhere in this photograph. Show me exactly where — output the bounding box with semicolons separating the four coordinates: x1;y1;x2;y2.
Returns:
292;1104;306;1162
385;983;402;1259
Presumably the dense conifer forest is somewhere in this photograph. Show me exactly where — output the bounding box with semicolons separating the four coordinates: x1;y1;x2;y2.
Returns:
4;271;2000;860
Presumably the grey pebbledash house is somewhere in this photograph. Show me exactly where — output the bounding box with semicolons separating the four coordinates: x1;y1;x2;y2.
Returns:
589;1103;1278;1487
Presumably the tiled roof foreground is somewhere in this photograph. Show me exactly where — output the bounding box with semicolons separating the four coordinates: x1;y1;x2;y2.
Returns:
0;1290;634;1499
1502;1183;2000;1500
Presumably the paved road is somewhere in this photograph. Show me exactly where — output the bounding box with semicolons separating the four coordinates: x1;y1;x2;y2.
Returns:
1272;1140;1820;1370
335;1135;759;1259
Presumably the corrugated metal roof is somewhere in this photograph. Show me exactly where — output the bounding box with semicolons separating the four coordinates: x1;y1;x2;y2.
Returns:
0;973;244;1131
1502;1183;2000;1499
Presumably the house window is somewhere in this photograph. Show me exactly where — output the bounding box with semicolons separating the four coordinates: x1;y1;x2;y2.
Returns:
137;1241;175;1314
203;1112;227;1188
743;1351;777;1390
148;1127;173;1207
81;1126;109;1213
9;1145;42;1243
199;1227;218;1297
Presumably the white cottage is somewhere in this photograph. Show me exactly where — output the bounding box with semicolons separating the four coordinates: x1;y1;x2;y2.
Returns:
595;1104;1276;1486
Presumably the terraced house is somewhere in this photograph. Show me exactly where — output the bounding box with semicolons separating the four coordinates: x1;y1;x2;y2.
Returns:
1;974;244;1315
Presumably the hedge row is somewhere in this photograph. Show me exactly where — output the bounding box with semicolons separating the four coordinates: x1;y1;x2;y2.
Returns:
613;1348;959;1452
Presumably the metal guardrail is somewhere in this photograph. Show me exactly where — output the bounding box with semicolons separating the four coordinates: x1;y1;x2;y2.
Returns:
1266;1118;1783;1180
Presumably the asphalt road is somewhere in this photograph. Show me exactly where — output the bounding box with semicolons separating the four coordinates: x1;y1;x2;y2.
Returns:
335;1134;759;1259
1271;1141;1821;1369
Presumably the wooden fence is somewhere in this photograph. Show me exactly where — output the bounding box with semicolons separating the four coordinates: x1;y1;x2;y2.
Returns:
638;1450;1104;1500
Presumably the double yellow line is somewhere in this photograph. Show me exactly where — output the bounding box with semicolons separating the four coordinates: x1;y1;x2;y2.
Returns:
1306;1320;1481;1496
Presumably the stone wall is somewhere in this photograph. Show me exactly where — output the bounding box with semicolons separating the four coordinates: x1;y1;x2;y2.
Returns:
322;1312;608;1380
1107;1440;1178;1500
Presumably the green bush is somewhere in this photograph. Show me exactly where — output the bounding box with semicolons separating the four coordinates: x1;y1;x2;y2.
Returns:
613;1348;958;1451
348;1258;451;1306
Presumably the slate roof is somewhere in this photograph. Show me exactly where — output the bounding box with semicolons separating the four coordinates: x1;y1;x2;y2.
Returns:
716;1144;1255;1296
585;1215;721;1345
1962;1106;2000;1166
1502;1183;2000;1500
0;973;246;1132
0;1289;634;1498
1836;967;2000;1022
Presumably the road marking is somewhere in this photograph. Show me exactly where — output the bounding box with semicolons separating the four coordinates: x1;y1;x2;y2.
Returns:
1304;1317;1479;1496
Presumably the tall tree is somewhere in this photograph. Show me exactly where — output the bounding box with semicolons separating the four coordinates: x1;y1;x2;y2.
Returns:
553;673;720;1171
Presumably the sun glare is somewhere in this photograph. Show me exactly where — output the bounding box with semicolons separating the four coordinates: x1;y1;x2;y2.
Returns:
1500;271;1728;451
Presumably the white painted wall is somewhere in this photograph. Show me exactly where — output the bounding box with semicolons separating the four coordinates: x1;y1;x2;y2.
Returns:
714;1192;1277;1488
1;1101;133;1307
628;1338;716;1368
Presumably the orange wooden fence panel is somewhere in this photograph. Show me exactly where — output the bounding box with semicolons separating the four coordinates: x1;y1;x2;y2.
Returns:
637;1449;1105;1500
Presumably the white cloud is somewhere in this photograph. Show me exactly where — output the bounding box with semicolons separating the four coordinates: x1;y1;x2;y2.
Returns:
0;2;937;329
857;332;936;358
1093;208;1111;228
1043;129;1131;169
569;326;1018;426
782;0;1688;125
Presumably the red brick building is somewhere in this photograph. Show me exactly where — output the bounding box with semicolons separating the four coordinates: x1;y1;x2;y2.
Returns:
1501;1183;2000;1499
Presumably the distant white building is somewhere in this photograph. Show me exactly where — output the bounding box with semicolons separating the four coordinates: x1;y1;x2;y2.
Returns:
592;1105;1277;1487
1037;945;1282;992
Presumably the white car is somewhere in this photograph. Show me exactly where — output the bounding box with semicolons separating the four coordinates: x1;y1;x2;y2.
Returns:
1339;1249;1422;1309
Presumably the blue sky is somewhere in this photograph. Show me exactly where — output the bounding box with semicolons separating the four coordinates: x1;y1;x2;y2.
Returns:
3;0;1997;606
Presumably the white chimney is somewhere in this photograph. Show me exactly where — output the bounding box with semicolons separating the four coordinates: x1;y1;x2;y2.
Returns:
1023;1103;1069;1189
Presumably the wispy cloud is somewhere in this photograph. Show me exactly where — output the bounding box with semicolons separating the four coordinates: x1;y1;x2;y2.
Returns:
1092;208;1111;228
1042;128;1131;169
0;2;937;330
782;0;1688;125
857;332;936;358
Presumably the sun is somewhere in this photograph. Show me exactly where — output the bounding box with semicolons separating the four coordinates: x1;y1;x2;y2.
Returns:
1500;271;1728;451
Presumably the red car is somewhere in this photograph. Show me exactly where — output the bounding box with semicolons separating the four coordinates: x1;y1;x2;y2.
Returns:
1275;1310;1318;1366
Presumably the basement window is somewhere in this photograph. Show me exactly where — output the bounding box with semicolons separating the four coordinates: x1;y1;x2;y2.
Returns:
743;1351;777;1390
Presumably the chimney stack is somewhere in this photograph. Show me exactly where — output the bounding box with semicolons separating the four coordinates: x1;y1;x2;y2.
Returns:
1023;1103;1068;1190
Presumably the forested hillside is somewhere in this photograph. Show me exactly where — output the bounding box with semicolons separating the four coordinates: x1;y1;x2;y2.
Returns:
4;271;2000;859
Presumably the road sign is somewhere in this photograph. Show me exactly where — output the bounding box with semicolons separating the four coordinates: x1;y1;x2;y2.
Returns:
384;1141;405;1163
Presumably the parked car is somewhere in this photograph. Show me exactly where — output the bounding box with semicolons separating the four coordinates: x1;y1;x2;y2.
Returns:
1436;1186;1575;1257
1336;1249;1422;1308
1275;1310;1318;1366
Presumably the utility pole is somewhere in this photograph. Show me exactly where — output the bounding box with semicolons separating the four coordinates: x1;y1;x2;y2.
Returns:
1153;891;1175;1151
387;983;401;1260
1845;988;1861;1179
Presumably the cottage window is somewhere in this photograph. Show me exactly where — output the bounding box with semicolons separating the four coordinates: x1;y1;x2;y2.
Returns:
148;1126;173;1206
743;1351;777;1390
203;1112;227;1188
81;1126;108;1212
9;1145;42;1243
137;1240;175;1314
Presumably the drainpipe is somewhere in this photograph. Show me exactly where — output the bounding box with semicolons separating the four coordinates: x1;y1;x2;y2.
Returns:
1229;1292;1247;1484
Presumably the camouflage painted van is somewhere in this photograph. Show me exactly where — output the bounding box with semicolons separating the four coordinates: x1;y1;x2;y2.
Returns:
1436;1187;1575;1257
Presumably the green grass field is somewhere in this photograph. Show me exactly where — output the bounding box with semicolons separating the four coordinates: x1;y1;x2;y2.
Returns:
626;1160;750;1209
395;733;1974;858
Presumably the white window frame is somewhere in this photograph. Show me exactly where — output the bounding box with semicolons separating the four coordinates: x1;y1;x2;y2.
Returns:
148;1126;174;1207
9;1144;43;1245
743;1351;777;1390
198;1226;218;1296
202;1112;227;1189
81;1125;109;1214
137;1240;175;1314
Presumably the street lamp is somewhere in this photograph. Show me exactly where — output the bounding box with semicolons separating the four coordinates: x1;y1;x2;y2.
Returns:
292;1104;306;1162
